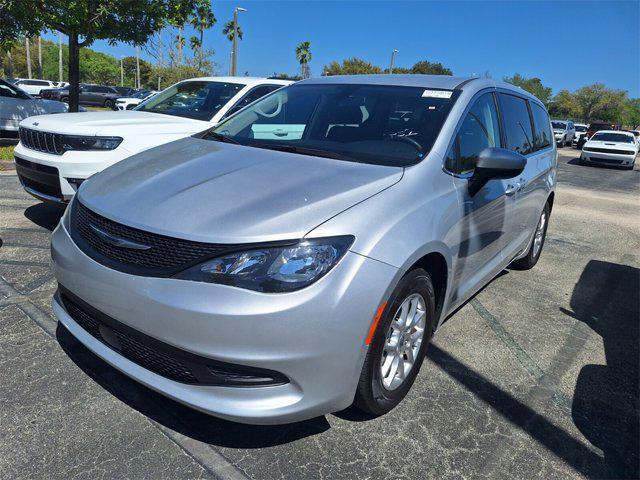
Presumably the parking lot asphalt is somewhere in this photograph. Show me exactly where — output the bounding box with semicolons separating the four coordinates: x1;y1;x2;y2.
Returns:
0;148;638;480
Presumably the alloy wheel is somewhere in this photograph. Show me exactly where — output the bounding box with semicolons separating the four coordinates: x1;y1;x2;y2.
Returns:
532;210;547;258
380;293;426;391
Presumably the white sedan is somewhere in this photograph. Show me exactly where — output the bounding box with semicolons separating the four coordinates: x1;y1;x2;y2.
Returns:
581;130;638;169
115;90;158;110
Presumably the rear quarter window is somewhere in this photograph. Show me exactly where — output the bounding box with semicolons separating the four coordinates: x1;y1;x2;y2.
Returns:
530;102;553;151
498;93;534;155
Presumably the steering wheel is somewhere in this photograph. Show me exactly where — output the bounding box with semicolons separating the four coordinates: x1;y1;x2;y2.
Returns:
256;96;282;118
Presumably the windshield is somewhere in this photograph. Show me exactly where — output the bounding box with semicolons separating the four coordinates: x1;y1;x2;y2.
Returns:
552;121;567;129
591;132;634;143
135;80;244;120
208;83;458;167
575;125;587;132
133;90;151;99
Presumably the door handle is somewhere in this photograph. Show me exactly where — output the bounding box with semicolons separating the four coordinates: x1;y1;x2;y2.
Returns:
505;183;518;196
518;177;527;192
273;130;288;137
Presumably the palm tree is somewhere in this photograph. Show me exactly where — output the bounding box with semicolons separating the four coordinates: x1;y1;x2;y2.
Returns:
25;37;32;79
190;4;216;69
175;29;185;65
222;20;243;42
295;41;312;79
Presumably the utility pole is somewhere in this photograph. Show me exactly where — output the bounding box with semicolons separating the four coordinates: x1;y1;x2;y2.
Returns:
230;7;246;76
25;37;32;78
37;36;42;78
58;32;63;82
136;46;141;89
120;57;124;86
389;49;398;74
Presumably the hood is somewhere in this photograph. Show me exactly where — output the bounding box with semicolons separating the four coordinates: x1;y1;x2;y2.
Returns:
20;110;210;136
78;137;403;244
585;139;636;150
33;98;68;114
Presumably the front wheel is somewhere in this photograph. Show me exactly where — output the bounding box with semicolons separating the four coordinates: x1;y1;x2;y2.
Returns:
104;99;114;109
354;269;436;416
511;201;550;270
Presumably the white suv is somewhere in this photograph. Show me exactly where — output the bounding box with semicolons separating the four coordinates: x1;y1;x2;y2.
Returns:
14;79;59;97
14;77;292;203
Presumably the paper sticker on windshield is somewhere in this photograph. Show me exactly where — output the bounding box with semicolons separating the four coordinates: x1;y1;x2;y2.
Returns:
422;89;453;99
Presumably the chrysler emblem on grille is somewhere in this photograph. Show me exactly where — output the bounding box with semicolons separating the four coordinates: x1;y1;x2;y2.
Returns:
89;223;152;250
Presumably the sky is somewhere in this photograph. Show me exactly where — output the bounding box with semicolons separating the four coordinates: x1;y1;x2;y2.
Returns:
43;0;640;96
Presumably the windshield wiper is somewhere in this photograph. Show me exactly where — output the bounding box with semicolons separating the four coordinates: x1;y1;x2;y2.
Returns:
202;131;241;144
250;143;358;162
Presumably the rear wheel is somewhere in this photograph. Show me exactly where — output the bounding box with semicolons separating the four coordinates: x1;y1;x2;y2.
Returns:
60;96;68;103
511;201;550;270
354;269;436;416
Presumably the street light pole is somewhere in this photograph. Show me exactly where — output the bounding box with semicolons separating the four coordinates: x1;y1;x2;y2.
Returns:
389;49;398;74
231;7;246;76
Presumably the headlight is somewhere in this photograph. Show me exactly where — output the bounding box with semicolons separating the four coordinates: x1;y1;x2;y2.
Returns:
175;236;354;292
61;135;122;151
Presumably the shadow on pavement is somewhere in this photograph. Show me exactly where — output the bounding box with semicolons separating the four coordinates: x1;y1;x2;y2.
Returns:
24;202;66;231
56;323;330;449
53;260;638;477
562;260;639;479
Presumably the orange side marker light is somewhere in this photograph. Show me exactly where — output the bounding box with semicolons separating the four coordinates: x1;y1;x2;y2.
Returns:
365;302;387;345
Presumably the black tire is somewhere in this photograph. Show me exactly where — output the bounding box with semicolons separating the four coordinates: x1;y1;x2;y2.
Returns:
511;201;551;270
60;96;68;103
104;99;114;109
353;269;436;416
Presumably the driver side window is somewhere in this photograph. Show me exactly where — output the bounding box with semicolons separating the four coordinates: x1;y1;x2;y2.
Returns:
445;92;501;174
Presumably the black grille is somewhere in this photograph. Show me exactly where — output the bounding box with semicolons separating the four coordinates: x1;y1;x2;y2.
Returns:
19;127;64;155
61;290;200;384
15;156;63;199
583;147;635;155
585;157;623;165
70;200;231;276
57;286;287;386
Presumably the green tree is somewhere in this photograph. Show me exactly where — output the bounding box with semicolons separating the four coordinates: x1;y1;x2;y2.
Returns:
410;60;452;75
323;57;382;75
295;41;311;78
189;2;215;69
504;73;553;105
122;56;153;88
621;98;640;128
222;20;243;42
573;83;627;122
1;0;203;111
548;89;578;119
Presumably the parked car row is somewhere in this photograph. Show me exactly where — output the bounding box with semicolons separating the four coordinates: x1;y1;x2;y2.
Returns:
8;78;69;97
0;79;72;139
14;74;558;424
14;76;291;201
114;89;158;110
40;84;127;109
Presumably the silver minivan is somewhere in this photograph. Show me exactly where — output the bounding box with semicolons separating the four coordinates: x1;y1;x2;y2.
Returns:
50;75;556;424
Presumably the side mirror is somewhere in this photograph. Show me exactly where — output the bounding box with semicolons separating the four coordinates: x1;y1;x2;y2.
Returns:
468;147;526;196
